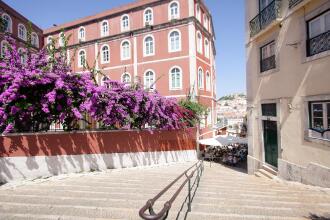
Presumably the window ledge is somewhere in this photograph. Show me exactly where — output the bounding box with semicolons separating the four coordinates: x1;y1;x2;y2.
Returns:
259;67;279;77
303;50;330;63
169;88;182;91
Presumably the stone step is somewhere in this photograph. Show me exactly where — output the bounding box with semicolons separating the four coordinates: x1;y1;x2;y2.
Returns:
262;164;278;176
0;213;121;220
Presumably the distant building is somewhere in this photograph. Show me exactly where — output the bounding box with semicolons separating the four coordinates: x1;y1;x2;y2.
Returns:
246;0;330;187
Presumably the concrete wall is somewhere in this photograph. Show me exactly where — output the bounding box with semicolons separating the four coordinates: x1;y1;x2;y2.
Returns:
0;128;198;183
246;0;330;187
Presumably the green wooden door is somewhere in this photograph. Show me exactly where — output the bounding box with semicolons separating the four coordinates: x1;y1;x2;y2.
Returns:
263;120;278;168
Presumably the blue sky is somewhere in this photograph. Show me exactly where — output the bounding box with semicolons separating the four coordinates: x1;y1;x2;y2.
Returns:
4;0;245;97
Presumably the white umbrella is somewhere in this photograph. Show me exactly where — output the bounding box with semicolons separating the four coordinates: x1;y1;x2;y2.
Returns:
198;135;247;146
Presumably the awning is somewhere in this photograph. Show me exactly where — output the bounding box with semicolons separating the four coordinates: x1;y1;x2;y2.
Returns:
198;135;247;146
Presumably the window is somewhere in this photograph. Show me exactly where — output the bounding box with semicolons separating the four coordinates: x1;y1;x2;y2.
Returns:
121;40;130;60
59;32;65;47
206;71;211;91
18;24;27;41
102;76;110;88
169;1;180;20
1;40;8;57
31;32;39;48
144;8;153;25
261;103;277;117
101;20;109;37
2;14;12;33
101;45;110;64
204;14;209;29
309;101;330;131
307;11;330;56
259;0;273;11
196;4;201;21
122;72;131;83
78;27;85;41
204;39;210;58
47;36;53;45
144;70;155;90
197;31;203;54
260;41;276;72
198;67;204;89
18;48;27;64
169;30;181;52
144;35;154;56
169;67;182;90
121;15;130;32
78;49;86;67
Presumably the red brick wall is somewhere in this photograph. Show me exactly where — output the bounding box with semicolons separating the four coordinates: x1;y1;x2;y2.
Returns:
0;128;197;158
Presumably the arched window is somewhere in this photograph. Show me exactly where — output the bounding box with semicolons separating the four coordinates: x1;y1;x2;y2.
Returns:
121;15;130;32
101;45;110;63
101;20;109;37
204;14;209;29
102;76;110;88
196;4;201;21
198;67;204;89
78;27;85;41
47;36;53;45
59;32;65;47
31;32;39;48
18;24;27;41
169;1;180;20
1;40;8;57
78;49;86;67
121;40;130;60
168;30;181;52
18;48;27;64
144;70;155;90
206;71;211;91
197;31;203;54
2;14;12;33
169;67;182;90
144;8;153;25
204;39;210;58
144;35;154;56
122;72;131;83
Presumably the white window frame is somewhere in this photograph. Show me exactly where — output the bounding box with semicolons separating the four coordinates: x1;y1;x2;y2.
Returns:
59;32;65;47
308;11;330;39
143;35;155;57
198;67;204;89
203;14;209;30
169;66;182;90
168;29;181;52
168;1;180;20
310;102;330;130
47;36;53;45
197;31;203;54
206;71;211;91
31;32;39;48
101;76;110;88
101;20;109;37
121;14;130;32
1;40;8;57
121;40;131;60
78;26;86;42
144;69;156;90
101;44;110;64
196;4;201;21
144;8;154;26
78;49;86;68
18;23;27;41
18;47;27;64
2;13;12;33
121;72;131;83
204;39;210;58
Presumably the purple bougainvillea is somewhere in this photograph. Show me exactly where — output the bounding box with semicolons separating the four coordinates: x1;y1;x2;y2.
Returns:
0;36;196;134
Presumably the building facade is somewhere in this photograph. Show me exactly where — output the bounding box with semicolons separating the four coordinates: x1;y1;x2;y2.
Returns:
0;1;43;57
43;0;217;137
246;0;330;187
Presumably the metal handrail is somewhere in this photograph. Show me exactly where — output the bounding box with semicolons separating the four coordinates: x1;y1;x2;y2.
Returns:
139;160;204;220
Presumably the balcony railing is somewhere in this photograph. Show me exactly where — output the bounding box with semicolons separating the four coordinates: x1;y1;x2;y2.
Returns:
250;0;282;37
289;0;304;8
260;55;276;72
307;30;330;57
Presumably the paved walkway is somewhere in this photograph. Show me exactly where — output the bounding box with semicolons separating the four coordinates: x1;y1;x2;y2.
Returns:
0;162;329;220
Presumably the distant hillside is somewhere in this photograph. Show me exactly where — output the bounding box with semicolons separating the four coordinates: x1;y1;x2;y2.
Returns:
219;93;246;101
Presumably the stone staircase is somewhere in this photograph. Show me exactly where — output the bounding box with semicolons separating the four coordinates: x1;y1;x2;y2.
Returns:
0;162;329;220
254;165;278;179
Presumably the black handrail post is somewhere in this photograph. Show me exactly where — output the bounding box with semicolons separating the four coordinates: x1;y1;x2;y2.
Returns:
187;177;191;212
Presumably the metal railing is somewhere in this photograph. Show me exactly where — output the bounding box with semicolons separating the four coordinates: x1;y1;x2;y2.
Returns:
289;0;304;8
249;0;282;37
260;55;276;72
307;30;330;57
139;160;204;220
